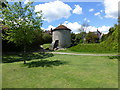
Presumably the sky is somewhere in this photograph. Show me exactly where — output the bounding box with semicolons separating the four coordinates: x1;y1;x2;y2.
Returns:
8;0;120;34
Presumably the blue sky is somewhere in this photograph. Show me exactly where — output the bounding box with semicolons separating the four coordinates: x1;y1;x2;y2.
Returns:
8;0;119;34
40;2;116;26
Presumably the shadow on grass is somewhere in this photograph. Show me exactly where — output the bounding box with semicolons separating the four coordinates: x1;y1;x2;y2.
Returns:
108;56;120;60
23;60;67;68
2;52;54;63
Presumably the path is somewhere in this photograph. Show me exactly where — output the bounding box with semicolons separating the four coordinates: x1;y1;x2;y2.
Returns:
50;52;119;56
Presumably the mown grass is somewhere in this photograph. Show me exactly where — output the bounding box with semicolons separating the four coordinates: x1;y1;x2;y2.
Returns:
68;44;118;54
2;53;118;88
42;43;51;49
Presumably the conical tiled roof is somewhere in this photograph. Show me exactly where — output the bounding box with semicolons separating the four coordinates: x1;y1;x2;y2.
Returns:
52;25;71;31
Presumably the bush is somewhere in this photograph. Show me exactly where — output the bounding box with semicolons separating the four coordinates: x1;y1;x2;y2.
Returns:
43;33;52;44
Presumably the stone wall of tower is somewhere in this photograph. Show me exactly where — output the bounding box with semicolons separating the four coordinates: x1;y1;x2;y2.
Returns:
52;30;71;48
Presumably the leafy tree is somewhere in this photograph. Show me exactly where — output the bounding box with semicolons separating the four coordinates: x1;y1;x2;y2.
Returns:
118;16;120;24
71;32;87;45
79;21;89;43
71;32;76;45
0;0;8;8
43;33;52;44
101;24;118;51
1;1;43;64
86;32;99;43
101;34;108;42
30;30;44;51
101;24;117;42
75;32;86;44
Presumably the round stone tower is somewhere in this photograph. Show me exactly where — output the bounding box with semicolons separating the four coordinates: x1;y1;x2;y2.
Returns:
51;25;71;49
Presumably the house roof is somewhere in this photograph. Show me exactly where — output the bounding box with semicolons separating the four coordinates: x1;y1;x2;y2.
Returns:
52;25;71;31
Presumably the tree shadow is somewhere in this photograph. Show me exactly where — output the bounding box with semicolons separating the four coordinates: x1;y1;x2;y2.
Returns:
2;52;54;63
108;56;120;60
23;60;67;68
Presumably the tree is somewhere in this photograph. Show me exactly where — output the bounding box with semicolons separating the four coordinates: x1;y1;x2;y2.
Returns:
0;0;8;8
43;33;52;44
101;34;108;42
1;1;43;64
86;32;99;43
101;24;118;42
79;21;89;32
71;32;76;46
30;30;44;51
79;21;89;43
75;32;87;44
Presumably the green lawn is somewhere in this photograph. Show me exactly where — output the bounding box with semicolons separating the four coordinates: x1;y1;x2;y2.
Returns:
67;44;118;54
56;49;118;55
2;53;118;88
42;43;51;49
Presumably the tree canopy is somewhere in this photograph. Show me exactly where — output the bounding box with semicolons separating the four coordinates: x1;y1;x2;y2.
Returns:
1;1;43;64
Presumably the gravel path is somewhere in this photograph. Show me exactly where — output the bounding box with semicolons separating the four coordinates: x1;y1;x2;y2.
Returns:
50;52;119;56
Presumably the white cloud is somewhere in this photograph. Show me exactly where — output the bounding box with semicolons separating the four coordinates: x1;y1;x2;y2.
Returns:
84;18;90;22
104;0;120;19
63;21;111;34
100;10;103;13
44;21;111;34
35;1;72;22
73;5;82;14
63;21;81;33
94;12;103;19
86;25;111;34
94;12;100;16
84;18;87;21
98;25;111;34
89;8;94;12
86;26;97;32
24;0;30;4
46;25;55;30
87;20;90;23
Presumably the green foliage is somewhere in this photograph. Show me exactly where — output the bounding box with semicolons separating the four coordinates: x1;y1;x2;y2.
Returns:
69;24;118;53
71;32;86;45
101;24;118;51
71;32;76;39
0;1;7;8
1;1;43;50
86;32;99;43
1;1;43;64
101;24;117;42
30;30;44;50
71;32;76;44
42;33;52;44
101;34;108;42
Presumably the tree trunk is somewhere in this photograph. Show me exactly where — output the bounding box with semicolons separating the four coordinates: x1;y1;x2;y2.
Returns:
23;45;26;64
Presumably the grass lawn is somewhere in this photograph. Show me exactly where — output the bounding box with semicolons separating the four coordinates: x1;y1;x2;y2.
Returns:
2;53;118;88
42;43;51;49
64;44;118;54
56;49;118;55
